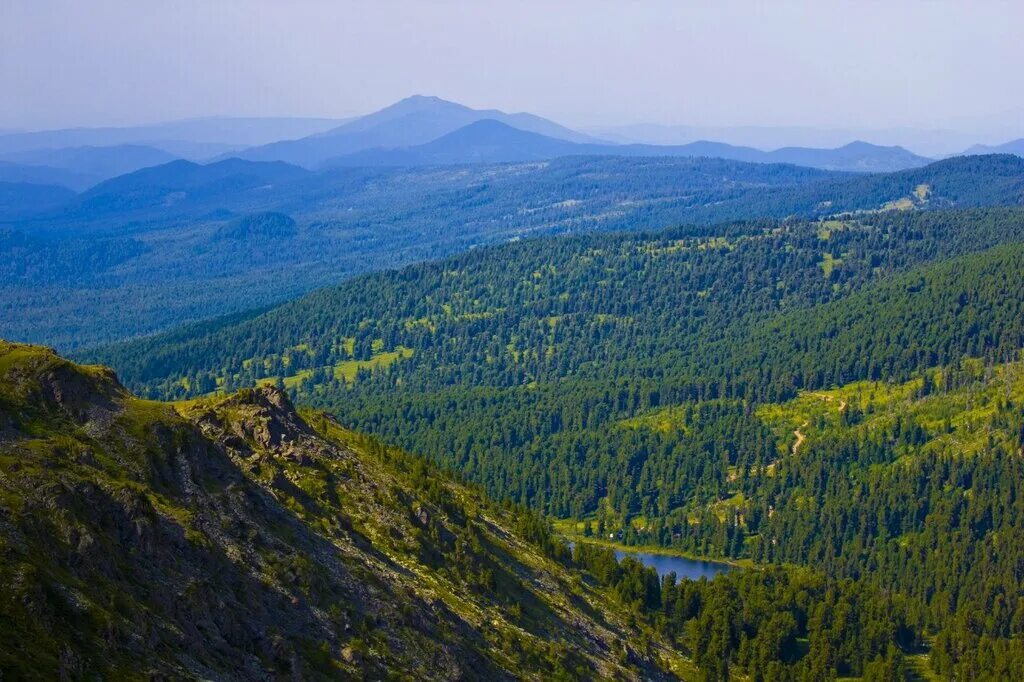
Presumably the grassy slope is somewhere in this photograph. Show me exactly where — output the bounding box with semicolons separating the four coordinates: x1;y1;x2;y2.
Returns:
757;356;1024;465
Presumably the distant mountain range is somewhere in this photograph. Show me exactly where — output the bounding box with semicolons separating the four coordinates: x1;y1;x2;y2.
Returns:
0;116;350;158
588;122;1012;158
326;118;933;173
0;97;1020;196
0;160;92;191
962;138;1024;157
227;95;602;167
0;117;349;190
0;145;178;190
225;96;934;173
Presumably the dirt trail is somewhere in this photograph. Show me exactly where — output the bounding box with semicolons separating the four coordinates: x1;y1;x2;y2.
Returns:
792;422;808;455
791;394;846;456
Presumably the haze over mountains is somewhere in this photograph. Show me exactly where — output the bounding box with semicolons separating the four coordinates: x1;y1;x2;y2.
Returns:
965;138;1024;157
1;95;1021;196
326;118;933;172
0;145;177;190
226;95;605;167
0;117;346;190
1;93;1022;352
0;116;350;157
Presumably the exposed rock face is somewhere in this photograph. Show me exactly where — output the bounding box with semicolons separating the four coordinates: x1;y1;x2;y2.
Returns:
0;343;676;680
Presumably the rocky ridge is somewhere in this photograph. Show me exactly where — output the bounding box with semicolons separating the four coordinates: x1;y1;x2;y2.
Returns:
0;341;680;680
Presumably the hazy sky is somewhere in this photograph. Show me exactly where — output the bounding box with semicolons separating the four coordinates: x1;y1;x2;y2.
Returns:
2;0;1023;135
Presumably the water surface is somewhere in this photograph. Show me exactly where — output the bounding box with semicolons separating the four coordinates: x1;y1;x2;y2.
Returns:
614;549;732;581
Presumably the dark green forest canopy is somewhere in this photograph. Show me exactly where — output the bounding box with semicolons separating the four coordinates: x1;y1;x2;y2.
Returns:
95;206;1024;397
90;206;1024;513
84;204;1024;679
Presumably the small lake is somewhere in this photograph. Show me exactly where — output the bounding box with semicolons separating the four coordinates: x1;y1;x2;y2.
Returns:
613;549;732;581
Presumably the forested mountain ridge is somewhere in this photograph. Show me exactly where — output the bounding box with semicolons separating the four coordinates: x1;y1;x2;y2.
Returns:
5;154;1022;350
94;207;1024;405
1;155;832;349
88;205;1024;539
0;341;686;679
83;205;1024;678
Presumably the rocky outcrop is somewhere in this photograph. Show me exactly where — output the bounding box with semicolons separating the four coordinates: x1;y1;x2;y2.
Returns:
0;343;676;680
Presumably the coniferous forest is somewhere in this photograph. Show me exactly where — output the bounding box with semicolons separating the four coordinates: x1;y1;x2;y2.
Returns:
4;11;1024;675
78;203;1024;678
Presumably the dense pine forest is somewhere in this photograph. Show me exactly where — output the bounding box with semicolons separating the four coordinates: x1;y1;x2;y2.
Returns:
86;204;1024;677
6;4;1024;678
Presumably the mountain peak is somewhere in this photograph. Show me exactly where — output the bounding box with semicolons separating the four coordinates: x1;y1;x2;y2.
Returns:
840;140;885;150
377;94;470;115
236;96;598;166
398;94;448;104
446;118;531;136
837;140;912;153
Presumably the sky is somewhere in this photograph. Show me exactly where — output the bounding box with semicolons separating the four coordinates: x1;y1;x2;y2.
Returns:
2;0;1023;143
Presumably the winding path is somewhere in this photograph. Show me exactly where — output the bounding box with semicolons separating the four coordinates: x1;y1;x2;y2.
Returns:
792;422;808;455
791;394;846;455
